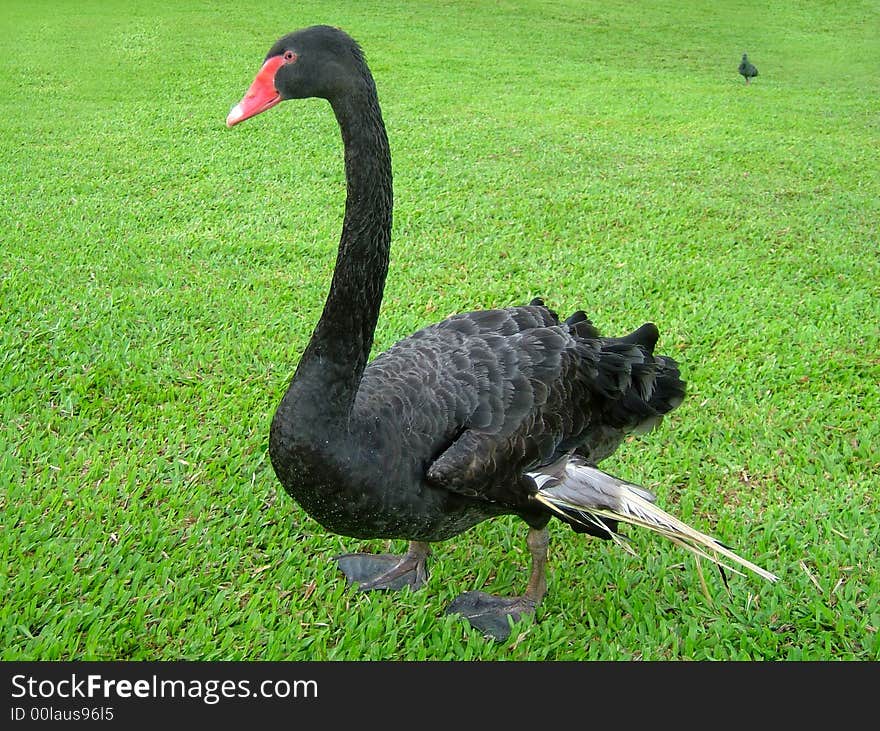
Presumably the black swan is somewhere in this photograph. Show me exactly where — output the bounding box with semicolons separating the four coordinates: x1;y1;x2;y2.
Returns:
739;53;759;84
226;25;777;640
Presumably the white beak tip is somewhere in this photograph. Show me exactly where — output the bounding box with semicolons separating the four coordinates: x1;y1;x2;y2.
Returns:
226;103;244;128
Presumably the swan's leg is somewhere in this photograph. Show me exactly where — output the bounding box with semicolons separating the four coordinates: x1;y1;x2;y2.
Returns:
336;540;430;591
446;525;549;641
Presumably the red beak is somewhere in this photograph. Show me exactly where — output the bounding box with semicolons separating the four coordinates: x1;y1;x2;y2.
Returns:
226;56;286;127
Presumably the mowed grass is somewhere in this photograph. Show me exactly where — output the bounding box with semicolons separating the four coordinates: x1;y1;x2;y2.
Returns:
2;0;878;660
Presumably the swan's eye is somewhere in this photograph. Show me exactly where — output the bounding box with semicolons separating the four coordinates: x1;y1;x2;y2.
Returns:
283;50;298;63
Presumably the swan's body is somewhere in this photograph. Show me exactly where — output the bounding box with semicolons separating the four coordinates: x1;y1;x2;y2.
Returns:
272;301;681;542
227;25;776;640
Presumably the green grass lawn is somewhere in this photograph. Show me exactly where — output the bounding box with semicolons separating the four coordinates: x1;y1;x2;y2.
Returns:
2;0;878;660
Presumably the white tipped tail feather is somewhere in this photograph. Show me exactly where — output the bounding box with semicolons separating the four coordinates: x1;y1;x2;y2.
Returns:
529;455;778;583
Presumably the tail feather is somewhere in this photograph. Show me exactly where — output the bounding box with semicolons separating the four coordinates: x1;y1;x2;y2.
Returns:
529;455;778;583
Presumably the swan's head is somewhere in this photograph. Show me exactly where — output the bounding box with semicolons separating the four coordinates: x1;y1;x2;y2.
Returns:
226;25;369;127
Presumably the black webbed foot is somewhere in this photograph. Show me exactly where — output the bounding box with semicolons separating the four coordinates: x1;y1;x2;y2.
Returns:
446;591;537;641
335;541;430;591
335;552;428;591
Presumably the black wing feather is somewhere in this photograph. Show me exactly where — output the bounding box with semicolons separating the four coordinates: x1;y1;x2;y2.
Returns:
354;300;683;515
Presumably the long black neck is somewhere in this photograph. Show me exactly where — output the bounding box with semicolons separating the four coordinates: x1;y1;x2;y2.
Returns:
283;76;393;425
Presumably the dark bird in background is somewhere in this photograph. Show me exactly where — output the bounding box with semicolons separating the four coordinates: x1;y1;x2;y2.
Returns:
739;53;759;84
226;25;778;640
